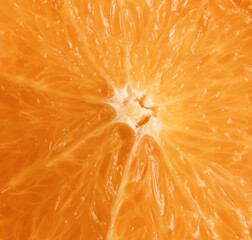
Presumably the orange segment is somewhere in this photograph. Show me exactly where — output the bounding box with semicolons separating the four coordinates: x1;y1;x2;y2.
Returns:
0;0;252;239
1;123;135;239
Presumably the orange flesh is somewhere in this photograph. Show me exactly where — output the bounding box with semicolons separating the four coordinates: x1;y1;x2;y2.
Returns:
0;0;252;240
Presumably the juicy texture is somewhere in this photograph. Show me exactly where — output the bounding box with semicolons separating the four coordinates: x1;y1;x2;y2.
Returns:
0;0;252;239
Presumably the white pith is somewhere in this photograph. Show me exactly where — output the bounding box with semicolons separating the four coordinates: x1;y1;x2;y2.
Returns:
107;84;162;138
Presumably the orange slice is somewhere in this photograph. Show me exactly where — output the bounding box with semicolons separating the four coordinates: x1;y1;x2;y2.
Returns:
0;0;252;239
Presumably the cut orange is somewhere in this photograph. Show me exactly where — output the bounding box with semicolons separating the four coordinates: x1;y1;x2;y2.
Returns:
0;0;252;239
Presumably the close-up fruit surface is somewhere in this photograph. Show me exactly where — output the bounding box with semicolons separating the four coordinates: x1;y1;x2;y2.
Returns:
0;0;252;239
